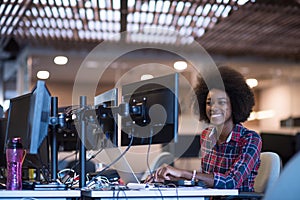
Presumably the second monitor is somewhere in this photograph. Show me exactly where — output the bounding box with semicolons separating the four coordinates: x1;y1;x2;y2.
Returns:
121;73;179;146
89;88;119;150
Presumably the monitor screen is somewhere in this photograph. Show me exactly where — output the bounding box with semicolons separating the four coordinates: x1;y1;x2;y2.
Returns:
28;81;51;154
5;80;51;157
261;132;295;166
5;93;32;150
84;88;119;150
121;73;179;146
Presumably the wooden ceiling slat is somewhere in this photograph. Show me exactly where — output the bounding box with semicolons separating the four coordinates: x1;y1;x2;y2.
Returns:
27;5;46;42
57;0;69;34
33;3;57;43
66;0;79;41
120;0;127;33
76;1;87;32
94;0;100;21
169;1;180;32
37;0;59;42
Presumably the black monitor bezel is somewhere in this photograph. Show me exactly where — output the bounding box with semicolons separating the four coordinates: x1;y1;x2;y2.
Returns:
120;73;179;146
5;93;32;151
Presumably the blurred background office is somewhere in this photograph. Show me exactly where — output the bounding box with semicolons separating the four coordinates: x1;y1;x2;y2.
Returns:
0;0;300;173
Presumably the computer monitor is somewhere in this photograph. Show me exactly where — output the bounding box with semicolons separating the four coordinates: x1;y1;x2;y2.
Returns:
5;93;32;150
84;88;118;150
261;132;296;166
121;73;179;146
5;81;51;173
28;81;51;154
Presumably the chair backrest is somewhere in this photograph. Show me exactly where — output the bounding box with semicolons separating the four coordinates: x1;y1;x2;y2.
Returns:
141;151;174;181
254;152;281;193
263;151;300;200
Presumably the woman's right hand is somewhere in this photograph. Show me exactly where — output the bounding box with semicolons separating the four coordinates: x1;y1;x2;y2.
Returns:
154;164;182;181
144;173;165;183
144;164;181;183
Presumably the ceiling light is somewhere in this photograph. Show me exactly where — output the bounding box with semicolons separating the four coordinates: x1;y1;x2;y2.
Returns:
248;110;275;121
141;74;154;80
246;78;258;88
54;55;68;65
37;70;50;79
173;61;187;71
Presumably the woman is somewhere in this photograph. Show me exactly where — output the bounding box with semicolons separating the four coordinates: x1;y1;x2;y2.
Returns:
149;66;262;192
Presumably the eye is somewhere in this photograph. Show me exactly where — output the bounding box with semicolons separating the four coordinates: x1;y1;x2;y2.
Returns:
218;100;227;105
206;100;211;106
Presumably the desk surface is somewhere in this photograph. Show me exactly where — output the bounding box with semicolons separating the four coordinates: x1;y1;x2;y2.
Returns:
0;189;81;197
82;187;239;198
0;188;238;200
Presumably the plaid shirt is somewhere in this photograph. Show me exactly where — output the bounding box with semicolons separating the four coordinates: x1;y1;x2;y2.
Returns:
200;124;262;192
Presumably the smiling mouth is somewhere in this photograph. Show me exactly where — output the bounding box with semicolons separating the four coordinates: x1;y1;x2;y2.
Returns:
211;114;222;118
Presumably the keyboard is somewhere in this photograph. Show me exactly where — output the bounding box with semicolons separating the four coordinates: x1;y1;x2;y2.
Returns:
126;183;156;190
164;179;207;188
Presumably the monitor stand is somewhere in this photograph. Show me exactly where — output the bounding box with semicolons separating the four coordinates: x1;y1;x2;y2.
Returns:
23;97;67;190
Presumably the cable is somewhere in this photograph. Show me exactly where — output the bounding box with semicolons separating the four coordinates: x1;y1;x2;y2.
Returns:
146;128;164;200
87;148;104;162
117;188;128;200
85;135;134;187
57;150;79;187
57;147;104;187
175;186;179;200
146;127;154;178
83;175;110;190
57;168;79;186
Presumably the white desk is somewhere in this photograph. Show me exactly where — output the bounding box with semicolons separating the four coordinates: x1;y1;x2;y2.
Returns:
81;187;239;200
0;190;81;200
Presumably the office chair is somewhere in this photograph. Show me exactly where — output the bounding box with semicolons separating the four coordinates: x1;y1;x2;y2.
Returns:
141;151;174;181
254;152;281;193
227;152;281;200
263;151;300;200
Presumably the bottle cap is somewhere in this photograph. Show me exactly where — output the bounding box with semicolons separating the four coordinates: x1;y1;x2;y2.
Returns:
7;137;23;149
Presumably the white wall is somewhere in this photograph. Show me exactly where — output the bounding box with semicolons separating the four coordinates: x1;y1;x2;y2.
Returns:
258;81;300;134
33;81;113;107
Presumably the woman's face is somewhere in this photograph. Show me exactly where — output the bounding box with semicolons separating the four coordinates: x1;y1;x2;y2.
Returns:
206;88;232;126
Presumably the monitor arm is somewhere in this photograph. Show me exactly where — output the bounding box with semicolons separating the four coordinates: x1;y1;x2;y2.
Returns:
49;97;66;182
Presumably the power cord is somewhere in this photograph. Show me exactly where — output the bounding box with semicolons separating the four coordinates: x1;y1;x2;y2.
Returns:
57;148;104;187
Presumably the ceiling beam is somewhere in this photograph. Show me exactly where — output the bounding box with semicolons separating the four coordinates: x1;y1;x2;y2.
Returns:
120;0;128;33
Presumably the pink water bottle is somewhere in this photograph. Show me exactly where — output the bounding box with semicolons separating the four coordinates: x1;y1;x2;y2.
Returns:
6;137;24;190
